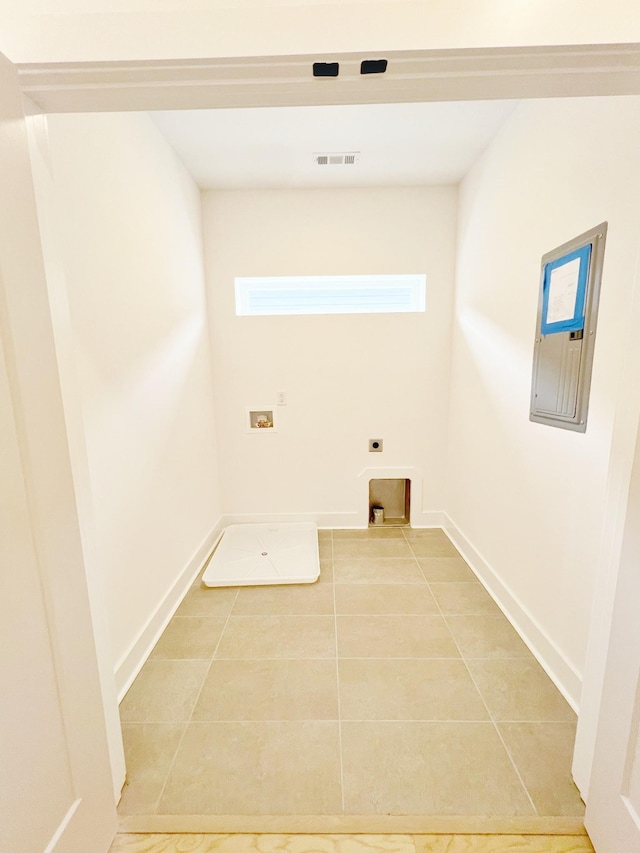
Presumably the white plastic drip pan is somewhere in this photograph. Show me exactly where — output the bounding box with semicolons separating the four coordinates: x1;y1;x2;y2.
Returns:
202;522;320;588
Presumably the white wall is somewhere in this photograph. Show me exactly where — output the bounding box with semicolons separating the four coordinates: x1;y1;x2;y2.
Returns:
2;0;640;63
446;96;640;719
202;187;457;526
43;112;223;693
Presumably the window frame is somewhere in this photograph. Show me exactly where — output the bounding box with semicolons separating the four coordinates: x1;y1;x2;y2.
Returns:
234;274;426;317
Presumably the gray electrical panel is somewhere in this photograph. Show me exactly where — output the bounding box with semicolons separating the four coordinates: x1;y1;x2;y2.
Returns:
530;222;607;432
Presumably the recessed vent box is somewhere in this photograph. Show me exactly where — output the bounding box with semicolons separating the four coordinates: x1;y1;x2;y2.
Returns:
530;222;607;432
314;152;360;166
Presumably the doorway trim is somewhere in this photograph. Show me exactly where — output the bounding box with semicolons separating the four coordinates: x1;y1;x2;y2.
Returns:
17;43;640;114
15;39;640;816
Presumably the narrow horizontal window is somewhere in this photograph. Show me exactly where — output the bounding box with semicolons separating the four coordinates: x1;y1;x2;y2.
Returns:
235;274;426;317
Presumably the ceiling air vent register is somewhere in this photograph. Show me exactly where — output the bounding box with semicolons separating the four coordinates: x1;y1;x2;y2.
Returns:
314;152;360;166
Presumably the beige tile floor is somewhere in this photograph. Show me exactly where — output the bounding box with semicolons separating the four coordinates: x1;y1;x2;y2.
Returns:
118;528;584;823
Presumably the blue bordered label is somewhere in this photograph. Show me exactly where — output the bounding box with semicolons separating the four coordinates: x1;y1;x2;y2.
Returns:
541;244;591;335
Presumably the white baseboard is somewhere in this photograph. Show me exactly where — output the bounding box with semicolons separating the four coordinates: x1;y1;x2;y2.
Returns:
221;511;361;529
220;510;447;530
410;510;447;528
443;514;582;712
115;518;225;701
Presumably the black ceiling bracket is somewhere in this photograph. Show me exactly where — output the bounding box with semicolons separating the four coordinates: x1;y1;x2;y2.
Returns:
313;62;339;78
360;59;388;75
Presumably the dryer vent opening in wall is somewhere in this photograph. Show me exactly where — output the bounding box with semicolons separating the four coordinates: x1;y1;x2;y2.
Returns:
369;478;410;527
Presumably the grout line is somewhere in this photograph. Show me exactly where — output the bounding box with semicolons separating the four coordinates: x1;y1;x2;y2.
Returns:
122;717;575;725
199;655;337;660
413;538;539;815
330;533;346;813
194;610;498;618
166;614;239;618
161;601;494;620
490;718;540;816
128;528;563;820
333;581;430;585
223;613;336;619
338;718;502;724
148;728;183;816
164;719;342;725
437;602;539;817
124;718;503;725
135;653;538;663
150;587;240;815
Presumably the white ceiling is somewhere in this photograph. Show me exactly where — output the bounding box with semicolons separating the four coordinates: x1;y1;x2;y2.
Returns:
150;100;518;189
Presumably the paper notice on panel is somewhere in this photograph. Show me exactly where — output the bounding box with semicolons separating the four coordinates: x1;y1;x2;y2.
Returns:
546;257;581;325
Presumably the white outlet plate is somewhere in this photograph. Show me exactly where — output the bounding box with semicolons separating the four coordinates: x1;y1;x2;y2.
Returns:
277;391;287;406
